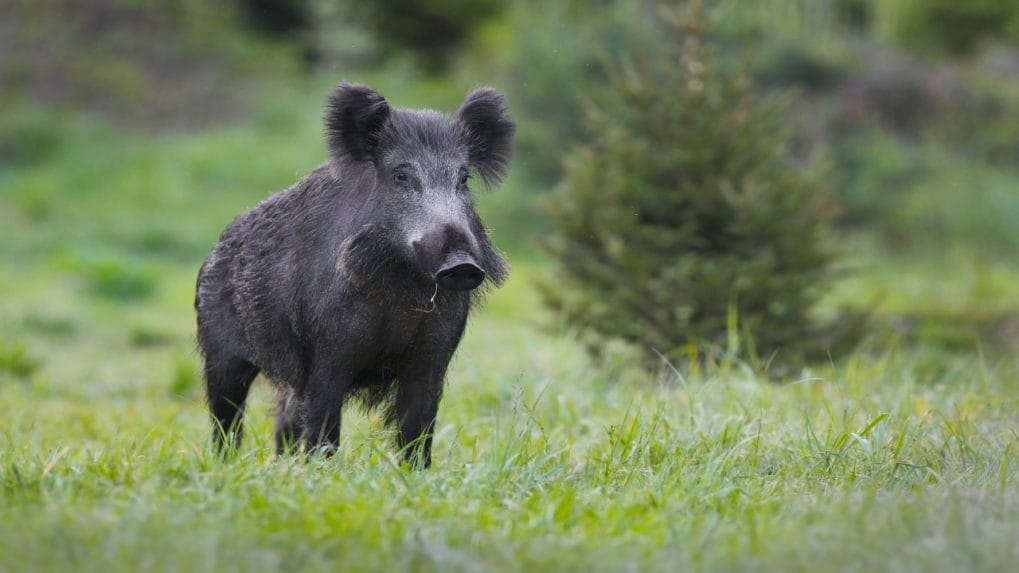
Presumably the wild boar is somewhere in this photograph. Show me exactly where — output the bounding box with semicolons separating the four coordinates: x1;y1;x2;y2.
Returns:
195;83;514;467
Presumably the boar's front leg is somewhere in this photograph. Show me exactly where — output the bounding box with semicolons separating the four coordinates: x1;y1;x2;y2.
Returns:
300;355;350;455
392;310;468;469
391;369;445;470
391;377;440;466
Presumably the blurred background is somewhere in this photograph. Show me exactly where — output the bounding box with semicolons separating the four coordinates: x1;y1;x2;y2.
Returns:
2;0;1019;386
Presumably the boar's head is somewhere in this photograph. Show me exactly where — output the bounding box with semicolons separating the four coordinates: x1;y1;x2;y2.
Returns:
326;83;514;296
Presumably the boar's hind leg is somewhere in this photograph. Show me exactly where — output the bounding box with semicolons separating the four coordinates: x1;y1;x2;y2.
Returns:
205;356;259;454
390;373;444;470
274;388;300;455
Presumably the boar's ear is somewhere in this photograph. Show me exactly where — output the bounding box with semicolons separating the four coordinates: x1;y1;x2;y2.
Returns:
325;83;391;162
457;87;515;187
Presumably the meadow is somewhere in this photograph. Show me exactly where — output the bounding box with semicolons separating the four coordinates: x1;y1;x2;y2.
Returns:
1;74;1018;572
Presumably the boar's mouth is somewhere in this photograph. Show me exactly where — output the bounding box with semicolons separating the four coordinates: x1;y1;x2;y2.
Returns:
435;252;486;291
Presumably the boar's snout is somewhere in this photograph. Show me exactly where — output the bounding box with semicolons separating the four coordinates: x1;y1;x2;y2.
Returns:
436;252;485;291
411;222;486;291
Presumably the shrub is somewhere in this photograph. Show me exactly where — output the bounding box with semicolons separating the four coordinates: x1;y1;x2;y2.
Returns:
169;354;200;399
478;0;661;185
542;2;838;367
0;106;64;166
876;0;1019;57
51;251;160;302
358;0;504;72
83;259;158;302
0;342;40;380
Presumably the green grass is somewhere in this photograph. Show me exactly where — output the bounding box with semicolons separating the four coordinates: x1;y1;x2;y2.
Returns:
1;301;1016;572
2;81;1018;572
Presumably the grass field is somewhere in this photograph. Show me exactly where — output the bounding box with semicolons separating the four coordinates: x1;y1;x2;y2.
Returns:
1;80;1017;572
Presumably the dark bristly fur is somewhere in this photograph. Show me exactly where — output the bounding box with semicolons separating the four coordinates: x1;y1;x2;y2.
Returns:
325;83;391;161
457;88;515;187
196;83;515;467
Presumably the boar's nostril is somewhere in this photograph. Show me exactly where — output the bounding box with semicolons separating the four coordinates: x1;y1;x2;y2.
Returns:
436;263;485;291
436;255;486;292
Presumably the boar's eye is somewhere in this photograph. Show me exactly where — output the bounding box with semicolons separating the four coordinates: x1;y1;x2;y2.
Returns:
394;170;409;184
458;170;470;187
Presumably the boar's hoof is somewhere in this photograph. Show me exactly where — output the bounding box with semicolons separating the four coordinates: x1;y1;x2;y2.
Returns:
436;253;485;291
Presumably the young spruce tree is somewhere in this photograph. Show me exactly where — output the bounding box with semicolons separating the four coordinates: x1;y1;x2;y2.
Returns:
542;1;836;367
